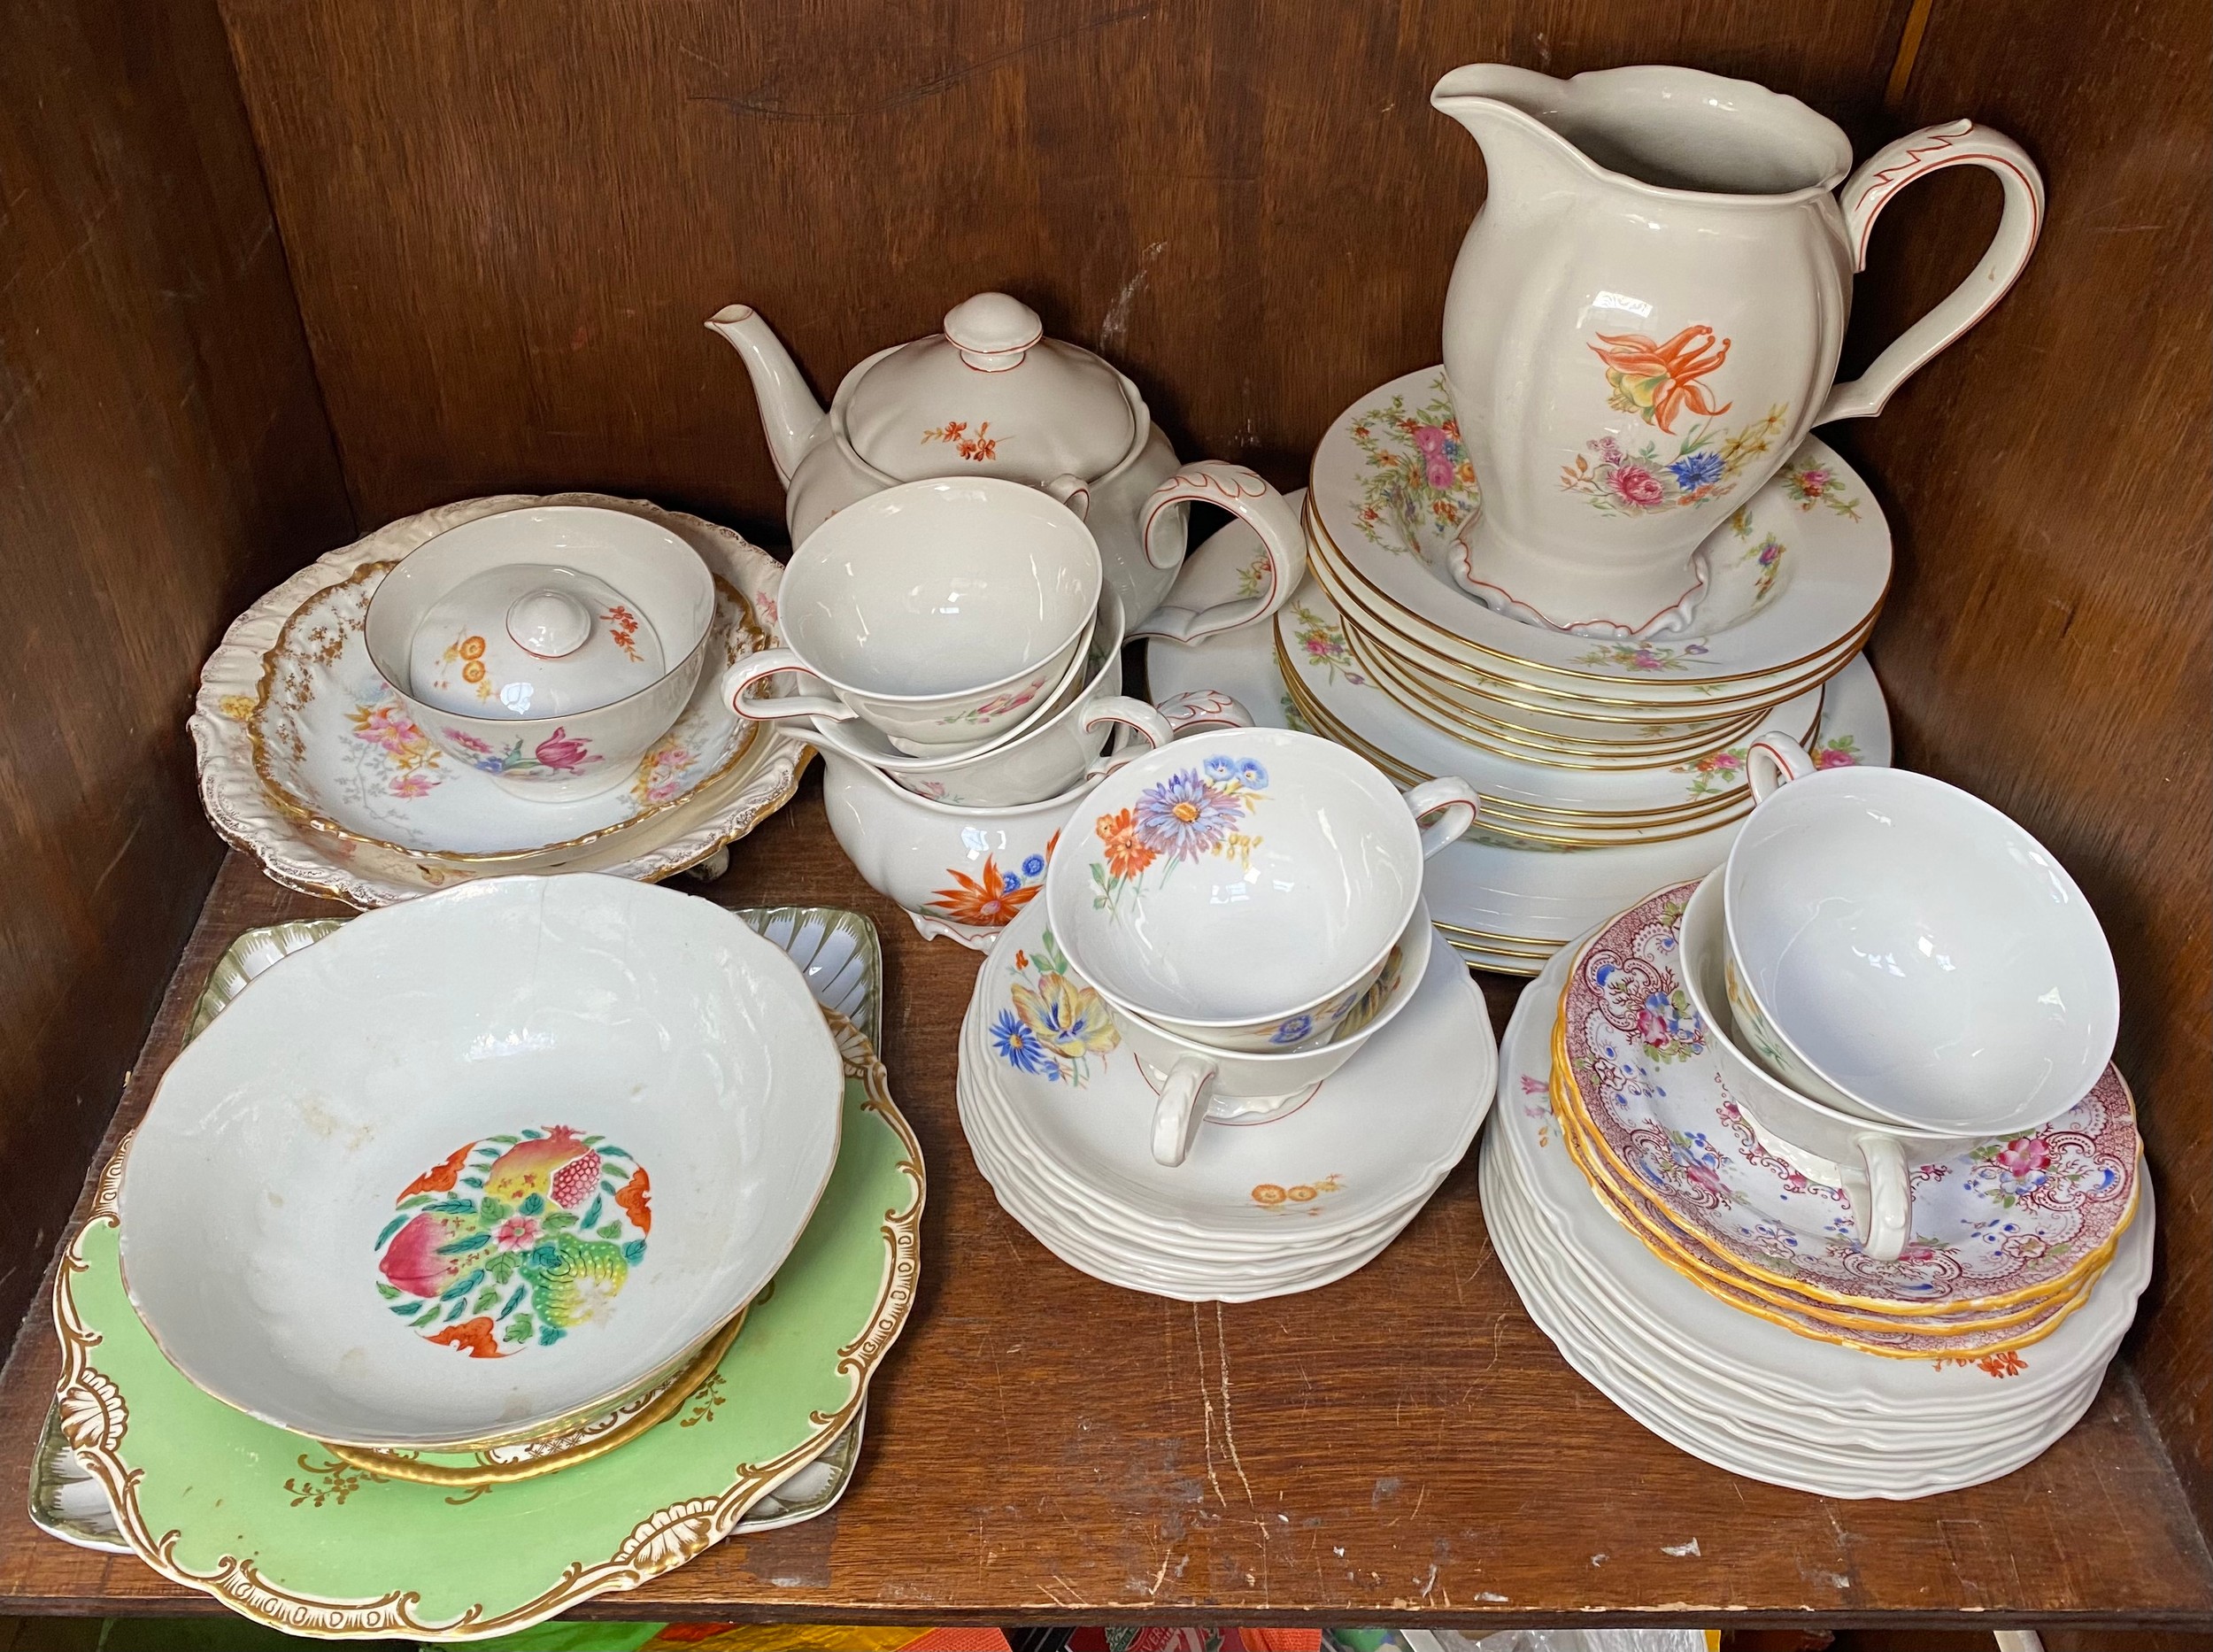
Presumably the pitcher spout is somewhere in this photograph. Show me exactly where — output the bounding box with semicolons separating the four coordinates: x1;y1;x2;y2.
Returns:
705;305;825;487
1430;65;1591;202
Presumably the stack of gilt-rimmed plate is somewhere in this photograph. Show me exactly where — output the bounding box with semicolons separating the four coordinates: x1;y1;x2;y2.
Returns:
1480;887;2152;1499
192;491;813;909
956;893;1494;1301
43;891;923;1640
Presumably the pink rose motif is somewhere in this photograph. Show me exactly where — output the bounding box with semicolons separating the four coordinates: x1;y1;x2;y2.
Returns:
1681;1158;1729;1203
534;727;598;773
1635;1004;1673;1048
1816;745;1859;770
1796;467;1831;497
1994;1136;2051;1178
493;1214;543;1252
1413;425;1455;490
1609;463;1665;507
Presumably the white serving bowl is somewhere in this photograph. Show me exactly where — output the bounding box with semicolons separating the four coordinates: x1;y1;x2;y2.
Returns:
364;506;715;802
726;476;1102;754
118;875;843;1449
1044;726;1477;1050
1723;733;2119;1138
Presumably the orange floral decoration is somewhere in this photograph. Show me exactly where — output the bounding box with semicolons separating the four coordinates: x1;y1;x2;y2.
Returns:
399;1141;473;1199
927;855;1039;928
426;1316;505;1359
1098;808;1153;881
1589;325;1733;433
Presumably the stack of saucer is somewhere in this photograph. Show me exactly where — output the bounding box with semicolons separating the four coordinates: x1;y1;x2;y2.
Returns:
51;882;924;1637
195;492;813;908
1484;755;2147;1497
955;728;1496;1301
1144;367;1893;971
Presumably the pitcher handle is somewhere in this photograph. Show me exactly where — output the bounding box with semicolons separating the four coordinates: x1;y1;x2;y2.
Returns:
1129;462;1307;645
1816;120;2044;425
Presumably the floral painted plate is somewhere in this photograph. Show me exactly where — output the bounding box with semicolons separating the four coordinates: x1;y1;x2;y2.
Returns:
961;895;1492;1245
47;907;920;1640
193;493;813;907
252;562;765;860
1556;882;2139;1314
1307;367;1891;691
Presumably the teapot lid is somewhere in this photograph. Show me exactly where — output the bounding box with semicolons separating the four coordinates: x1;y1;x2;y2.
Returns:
844;293;1138;485
406;564;665;719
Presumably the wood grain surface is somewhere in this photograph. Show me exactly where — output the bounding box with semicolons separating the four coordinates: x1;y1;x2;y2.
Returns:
211;0;1916;536
0;812;2208;1627
1839;0;2213;1531
0;0;352;1342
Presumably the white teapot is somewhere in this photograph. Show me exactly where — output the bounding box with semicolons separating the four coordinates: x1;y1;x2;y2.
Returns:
707;292;1304;644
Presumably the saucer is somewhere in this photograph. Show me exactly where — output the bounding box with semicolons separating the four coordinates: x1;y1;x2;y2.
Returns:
49;905;920;1637
1553;882;2140;1315
960;895;1494;1248
195;493;813;907
1307;367;1890;692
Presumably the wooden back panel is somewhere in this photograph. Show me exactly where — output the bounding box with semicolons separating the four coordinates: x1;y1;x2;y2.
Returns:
0;0;352;1335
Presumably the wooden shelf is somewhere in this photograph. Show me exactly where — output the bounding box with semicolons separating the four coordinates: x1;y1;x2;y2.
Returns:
1;784;2208;1631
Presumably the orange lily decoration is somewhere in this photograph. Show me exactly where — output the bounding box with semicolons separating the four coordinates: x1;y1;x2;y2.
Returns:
1590;325;1733;433
927;855;1040;928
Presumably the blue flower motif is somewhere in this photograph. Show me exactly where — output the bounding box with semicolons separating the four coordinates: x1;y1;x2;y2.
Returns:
1268;1014;1314;1046
1238;759;1268;789
1203;754;1238;782
1668;449;1725;492
990;1008;1056;1078
1133;769;1245;861
1001;869;1022;893
1020;853;1046;878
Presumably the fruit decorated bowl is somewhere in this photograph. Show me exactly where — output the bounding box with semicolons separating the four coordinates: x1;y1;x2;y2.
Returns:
117;875;843;1450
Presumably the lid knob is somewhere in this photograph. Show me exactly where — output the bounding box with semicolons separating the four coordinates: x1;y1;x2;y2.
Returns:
506;587;593;659
944;292;1044;372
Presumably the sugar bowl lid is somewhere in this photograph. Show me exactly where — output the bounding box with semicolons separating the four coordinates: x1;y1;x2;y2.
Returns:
843;293;1139;485
406;563;666;719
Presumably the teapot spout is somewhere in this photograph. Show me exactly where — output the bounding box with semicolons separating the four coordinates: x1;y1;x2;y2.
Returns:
705;305;825;487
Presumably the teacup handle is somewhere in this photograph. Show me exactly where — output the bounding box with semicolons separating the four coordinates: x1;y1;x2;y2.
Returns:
1079;696;1176;780
1853;1133;1911;1263
722;648;853;724
1130;462;1307;645
1817;121;2044;424
1401;776;1481;858
1151;1055;1219;1169
1746;731;1817;803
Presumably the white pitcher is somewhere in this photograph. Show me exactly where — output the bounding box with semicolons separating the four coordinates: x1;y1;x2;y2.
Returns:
1431;65;2042;637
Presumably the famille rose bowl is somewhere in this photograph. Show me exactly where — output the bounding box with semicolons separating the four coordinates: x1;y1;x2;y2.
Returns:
364;506;716;803
117;876;843;1450
1045;727;1478;1052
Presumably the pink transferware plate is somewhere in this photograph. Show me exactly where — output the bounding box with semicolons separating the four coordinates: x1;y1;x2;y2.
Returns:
1557;881;2138;1313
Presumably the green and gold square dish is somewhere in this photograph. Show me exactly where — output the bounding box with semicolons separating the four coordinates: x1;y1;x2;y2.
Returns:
42;905;917;1640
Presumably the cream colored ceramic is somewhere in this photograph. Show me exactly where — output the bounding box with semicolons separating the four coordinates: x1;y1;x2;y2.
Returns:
1679;868;1932;1260
119;876;843;1450
197;493;812;907
816;695;1244;949
364;506;715;800
806;585;1172;807
1432;65;2040;635
1119;901;1434;1168
707;293;1307;643
1045;727;1476;1052
725;477;1099;754
1725;732;2118;1138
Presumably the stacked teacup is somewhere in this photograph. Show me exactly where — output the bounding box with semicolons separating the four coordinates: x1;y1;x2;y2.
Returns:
1484;730;2151;1495
958;727;1501;1301
727;477;1252;947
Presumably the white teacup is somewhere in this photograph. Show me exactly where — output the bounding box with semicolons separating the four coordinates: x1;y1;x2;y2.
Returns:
724;477;1101;754
1045;728;1478;1054
1724;732;2119;1139
1109;905;1436;1167
1679;870;1970;1262
808;587;1235;807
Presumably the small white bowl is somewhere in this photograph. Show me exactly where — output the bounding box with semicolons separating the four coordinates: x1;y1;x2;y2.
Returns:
1723;732;2119;1138
1044;727;1477;1050
726;477;1102;753
118;875;843;1449
365;506;714;802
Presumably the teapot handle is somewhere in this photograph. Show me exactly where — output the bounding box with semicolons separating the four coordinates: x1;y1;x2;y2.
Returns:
1128;462;1307;645
1816;120;2044;425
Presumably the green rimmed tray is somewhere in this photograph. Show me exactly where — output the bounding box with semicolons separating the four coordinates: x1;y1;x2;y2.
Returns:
43;904;916;1640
